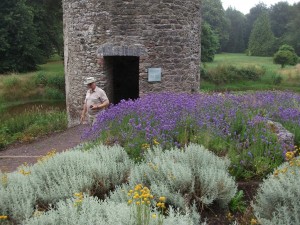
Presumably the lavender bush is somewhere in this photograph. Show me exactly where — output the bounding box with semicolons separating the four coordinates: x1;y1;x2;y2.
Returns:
85;91;300;179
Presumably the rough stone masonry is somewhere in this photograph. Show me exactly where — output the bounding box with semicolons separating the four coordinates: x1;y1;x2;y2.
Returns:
63;0;202;127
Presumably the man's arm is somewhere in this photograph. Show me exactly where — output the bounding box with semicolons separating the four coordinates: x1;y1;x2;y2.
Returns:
80;102;87;123
91;99;109;110
99;99;109;109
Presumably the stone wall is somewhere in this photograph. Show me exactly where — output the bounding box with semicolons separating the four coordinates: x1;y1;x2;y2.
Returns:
63;0;202;127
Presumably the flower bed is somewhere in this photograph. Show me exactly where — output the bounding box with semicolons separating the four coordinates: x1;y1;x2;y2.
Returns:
85;91;300;179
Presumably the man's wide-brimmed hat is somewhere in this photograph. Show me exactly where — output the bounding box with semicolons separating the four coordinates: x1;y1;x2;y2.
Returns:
84;77;97;85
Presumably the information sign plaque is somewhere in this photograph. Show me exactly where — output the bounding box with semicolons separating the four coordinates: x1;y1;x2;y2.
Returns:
148;68;162;82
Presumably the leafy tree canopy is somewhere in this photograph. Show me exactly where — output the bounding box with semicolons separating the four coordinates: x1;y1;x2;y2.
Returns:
248;13;276;56
0;0;63;73
201;22;219;62
202;0;229;52
0;0;41;73
223;8;246;53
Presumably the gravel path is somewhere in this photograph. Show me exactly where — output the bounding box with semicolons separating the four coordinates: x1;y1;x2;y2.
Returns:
0;125;89;172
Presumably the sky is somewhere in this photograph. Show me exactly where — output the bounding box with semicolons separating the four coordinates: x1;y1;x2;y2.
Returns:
222;0;299;14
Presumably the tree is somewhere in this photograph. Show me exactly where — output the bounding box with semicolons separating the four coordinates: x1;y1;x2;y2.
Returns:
245;3;268;48
223;8;247;53
248;13;276;56
201;22;219;62
273;44;298;68
269;2;292;38
0;0;41;73
284;2;300;55
202;0;230;52
27;0;63;58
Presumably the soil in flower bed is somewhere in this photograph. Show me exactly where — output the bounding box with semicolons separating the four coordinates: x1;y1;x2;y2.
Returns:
201;181;261;225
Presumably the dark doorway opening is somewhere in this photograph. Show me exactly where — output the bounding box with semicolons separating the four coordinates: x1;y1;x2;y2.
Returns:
105;56;139;104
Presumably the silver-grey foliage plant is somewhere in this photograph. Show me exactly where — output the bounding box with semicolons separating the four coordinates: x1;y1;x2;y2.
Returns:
110;144;237;210
0;144;132;223
24;195;204;225
252;156;300;225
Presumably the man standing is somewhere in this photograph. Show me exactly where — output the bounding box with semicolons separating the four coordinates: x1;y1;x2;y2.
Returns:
80;77;109;125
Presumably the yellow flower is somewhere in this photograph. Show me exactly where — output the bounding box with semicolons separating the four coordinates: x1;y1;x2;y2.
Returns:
136;201;141;205
135;184;142;191
152;214;157;219
281;167;288;173
153;139;159;145
37;149;57;163
285;151;295;161
0;215;8;220
159;196;166;202
250;218;258;225
19;169;31;176
226;212;234;221
142;143;150;149
128;200;132;204
1;173;8;185
74;193;83;197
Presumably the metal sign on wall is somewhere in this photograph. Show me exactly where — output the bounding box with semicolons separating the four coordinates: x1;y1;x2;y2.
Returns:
148;68;162;82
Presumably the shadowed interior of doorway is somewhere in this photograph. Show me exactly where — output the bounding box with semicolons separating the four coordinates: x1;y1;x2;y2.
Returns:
104;56;139;104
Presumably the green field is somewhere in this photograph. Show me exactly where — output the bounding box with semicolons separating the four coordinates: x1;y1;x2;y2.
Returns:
201;53;300;92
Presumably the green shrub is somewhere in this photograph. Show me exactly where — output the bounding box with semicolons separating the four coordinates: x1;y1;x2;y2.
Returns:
44;87;65;100
252;156;300;224
273;45;299;68
238;66;265;81
271;74;283;85
47;73;65;92
229;190;247;213
110;144;237;210
204;65;265;85
200;64;208;80
34;71;65;88
24;196;203;225
34;72;48;86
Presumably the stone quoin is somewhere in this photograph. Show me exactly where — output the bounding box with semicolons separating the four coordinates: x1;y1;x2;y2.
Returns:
63;0;202;127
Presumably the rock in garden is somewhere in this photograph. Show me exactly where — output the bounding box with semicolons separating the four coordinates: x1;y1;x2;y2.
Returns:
267;120;294;151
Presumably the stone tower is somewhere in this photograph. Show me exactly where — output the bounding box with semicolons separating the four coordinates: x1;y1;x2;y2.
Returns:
63;0;201;127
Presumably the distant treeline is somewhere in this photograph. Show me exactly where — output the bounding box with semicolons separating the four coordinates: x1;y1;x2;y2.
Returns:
201;0;300;62
0;0;299;72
